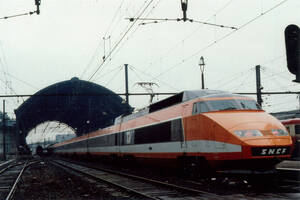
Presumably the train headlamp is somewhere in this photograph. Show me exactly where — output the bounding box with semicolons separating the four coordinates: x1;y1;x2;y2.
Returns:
234;129;263;138
271;129;289;136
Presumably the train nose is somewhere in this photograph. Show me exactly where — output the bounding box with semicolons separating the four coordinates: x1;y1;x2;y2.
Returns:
242;137;292;146
207;111;282;132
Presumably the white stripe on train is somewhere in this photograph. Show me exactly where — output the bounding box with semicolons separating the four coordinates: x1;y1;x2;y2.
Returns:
55;140;242;154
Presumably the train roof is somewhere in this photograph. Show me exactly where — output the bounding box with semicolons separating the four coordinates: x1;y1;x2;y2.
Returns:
281;118;300;125
181;90;241;101
114;90;242;125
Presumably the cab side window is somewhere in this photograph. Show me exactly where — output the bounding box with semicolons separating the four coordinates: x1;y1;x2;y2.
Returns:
192;101;209;115
192;103;199;115
199;102;209;113
286;126;290;134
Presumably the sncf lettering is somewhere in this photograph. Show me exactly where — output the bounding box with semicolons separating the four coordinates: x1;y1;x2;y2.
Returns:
260;148;287;155
281;148;287;154
276;148;282;154
255;147;289;156
261;149;267;155
268;149;275;155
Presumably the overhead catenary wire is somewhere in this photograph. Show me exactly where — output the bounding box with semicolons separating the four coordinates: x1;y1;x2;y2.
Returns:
88;0;155;81
0;44;9;82
80;40;104;79
191;54;286;91
0;43;23;107
90;0;162;82
212;61;295;96
269;99;298;113
80;0;126;79
104;0;126;38
0;11;37;20
104;66;123;87
129;65;145;84
1;1;295;117
129;0;237;29
135;18;237;30
230;71;253;91
210;68;254;90
91;0;162;82
152;0;289;80
0;70;38;90
260;70;291;91
0;78;22;106
143;0;235;74
91;0;161;82
94;65;125;81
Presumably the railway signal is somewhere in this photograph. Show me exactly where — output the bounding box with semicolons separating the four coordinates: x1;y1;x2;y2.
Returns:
284;24;300;82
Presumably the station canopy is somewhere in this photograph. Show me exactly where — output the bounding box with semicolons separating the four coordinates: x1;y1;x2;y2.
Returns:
15;77;132;137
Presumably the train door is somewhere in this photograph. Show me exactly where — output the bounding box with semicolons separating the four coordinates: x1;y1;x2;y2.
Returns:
86;135;89;154
181;104;190;151
171;118;185;149
191;101;214;151
115;132;123;155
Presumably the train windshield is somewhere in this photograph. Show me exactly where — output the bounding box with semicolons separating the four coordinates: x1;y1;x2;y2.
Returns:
193;99;261;114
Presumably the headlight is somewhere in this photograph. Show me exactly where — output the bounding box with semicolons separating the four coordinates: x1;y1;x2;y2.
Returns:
271;129;289;136
234;130;263;138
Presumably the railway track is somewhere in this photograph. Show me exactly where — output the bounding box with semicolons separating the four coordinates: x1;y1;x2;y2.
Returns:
185;170;300;199
0;160;33;200
52;159;223;200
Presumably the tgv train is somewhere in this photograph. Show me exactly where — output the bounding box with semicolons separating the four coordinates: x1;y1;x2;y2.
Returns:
52;90;293;172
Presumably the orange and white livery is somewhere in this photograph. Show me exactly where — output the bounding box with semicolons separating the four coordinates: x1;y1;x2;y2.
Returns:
52;90;293;172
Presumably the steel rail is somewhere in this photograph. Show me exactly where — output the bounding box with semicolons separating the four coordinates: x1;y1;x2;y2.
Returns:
0;162;27;175
53;159;222;199
51;160;159;200
93;163;220;197
276;167;300;171
5;161;28;200
5;160;40;200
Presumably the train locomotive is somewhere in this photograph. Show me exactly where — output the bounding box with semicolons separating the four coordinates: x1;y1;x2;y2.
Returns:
52;90;293;173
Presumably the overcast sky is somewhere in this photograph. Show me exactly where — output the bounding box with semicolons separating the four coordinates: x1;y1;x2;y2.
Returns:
1;0;300;127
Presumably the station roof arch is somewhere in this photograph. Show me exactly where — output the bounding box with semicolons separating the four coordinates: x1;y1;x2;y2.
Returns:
15;77;132;138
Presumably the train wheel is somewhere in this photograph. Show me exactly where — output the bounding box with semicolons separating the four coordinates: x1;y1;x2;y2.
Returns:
178;156;214;178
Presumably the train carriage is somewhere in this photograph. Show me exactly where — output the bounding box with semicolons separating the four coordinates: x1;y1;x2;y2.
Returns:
52;90;293;173
281;118;300;158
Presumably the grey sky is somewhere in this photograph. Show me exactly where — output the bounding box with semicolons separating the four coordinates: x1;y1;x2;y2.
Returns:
0;0;300;121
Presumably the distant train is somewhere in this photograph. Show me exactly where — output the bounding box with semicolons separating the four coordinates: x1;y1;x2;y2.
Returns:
17;145;31;155
51;90;293;173
281;118;300;158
